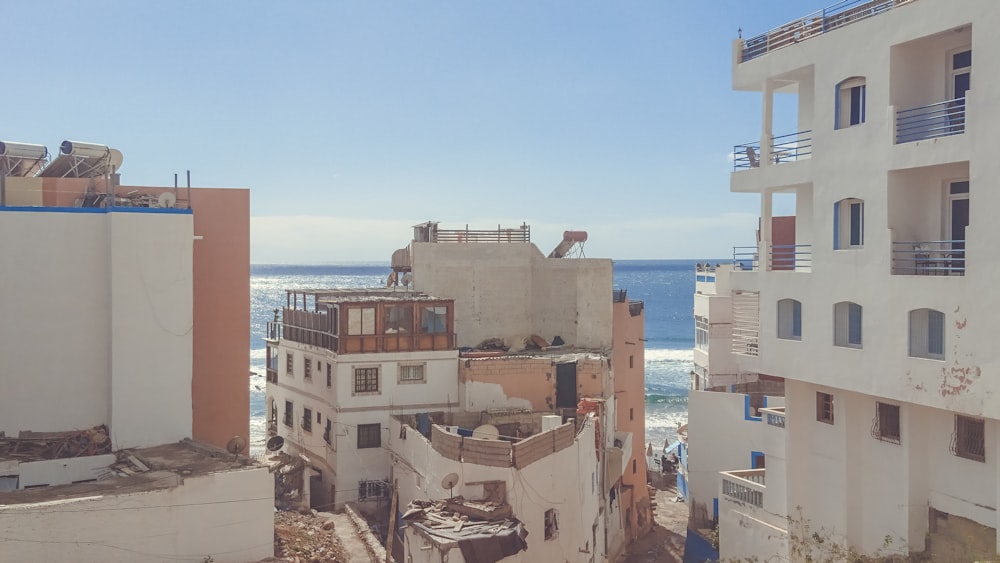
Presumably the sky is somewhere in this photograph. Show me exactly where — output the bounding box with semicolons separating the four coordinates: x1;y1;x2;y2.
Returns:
4;1;834;263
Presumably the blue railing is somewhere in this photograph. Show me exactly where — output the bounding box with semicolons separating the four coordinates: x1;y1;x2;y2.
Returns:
895;98;966;144
892;240;965;276
741;0;917;62
733;246;759;271
732;130;811;170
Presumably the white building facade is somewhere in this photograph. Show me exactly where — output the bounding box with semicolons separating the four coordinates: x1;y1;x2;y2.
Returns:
712;0;1000;560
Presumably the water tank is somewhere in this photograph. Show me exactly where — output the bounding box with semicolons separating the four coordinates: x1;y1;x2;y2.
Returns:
0;141;48;159
60;140;110;158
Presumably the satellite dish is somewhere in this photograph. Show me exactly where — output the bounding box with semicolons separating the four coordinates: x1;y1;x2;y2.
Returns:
472;424;500;440
266;435;285;452
158;192;177;208
226;435;247;458
441;472;460;499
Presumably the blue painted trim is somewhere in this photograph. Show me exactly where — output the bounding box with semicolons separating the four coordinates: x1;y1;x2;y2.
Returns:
0;206;192;215
744;394;762;422
751;450;765;469
713;497;719;521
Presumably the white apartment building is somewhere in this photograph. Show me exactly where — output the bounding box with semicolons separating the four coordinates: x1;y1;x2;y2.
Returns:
702;1;1000;560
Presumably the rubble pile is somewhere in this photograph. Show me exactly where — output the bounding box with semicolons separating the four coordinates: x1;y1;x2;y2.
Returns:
0;425;111;459
271;509;349;563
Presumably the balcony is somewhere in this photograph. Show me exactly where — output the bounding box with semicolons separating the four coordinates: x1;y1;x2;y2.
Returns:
720;469;766;508
761;407;786;429
732;131;812;171
733;244;811;272
739;0;918;63
895;98;966;144
891;241;965;276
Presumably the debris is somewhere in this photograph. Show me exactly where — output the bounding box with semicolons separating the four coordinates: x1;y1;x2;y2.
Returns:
0;425;111;460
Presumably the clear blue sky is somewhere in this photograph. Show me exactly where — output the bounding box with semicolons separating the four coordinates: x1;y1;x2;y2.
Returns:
5;1;832;262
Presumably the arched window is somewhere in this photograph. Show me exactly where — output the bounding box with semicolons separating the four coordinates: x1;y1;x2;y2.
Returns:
777;299;802;340
909;309;945;360
836;77;866;129
834;198;864;249
834;301;863;348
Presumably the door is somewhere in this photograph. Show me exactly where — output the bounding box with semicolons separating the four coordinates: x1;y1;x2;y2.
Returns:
949;48;971;131
949;181;970;272
555;362;578;409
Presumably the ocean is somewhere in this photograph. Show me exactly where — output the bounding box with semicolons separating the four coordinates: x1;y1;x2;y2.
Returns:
248;260;696;455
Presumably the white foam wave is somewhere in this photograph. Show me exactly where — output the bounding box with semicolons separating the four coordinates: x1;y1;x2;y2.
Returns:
645;348;693;363
249;348;267;362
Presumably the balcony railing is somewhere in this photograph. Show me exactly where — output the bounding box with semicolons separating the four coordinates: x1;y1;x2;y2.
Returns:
891;241;965;276
732;291;760;358
740;0;917;63
761;407;786;429
733;246;759;271
434;225;530;243
732;131;812;170
896;98;966;144
721;469;766;508
771;244;812;271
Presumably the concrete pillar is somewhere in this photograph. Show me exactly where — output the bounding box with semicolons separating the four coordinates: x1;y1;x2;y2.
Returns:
761;190;773;271
761;79;775;165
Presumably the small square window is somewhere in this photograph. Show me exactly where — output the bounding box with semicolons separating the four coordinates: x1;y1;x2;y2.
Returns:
354;367;380;394
816;392;834;424
544;509;559;540
303;408;313;432
952;415;985;462
304;358;312;380
872;402;901;444
357;423;381;449
399;364;425;383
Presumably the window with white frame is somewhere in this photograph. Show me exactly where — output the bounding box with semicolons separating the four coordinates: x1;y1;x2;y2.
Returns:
834;301;862;348
776;299;802;340
399;364;425;383
834;198;864;249
694;316;709;351
909;309;945;360
836;77;866;129
347;307;376;335
353;367;380;394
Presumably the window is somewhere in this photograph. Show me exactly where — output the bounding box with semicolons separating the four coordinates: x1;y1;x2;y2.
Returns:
354;367;380;394
384;305;413;334
304;358;312;380
399;364;425;383
324;420;332;445
632;459;637;474
302;408;312;432
629;355;634;369
326;363;332;387
695;315;709;351
286;353;294;375
777;299;802;340
629;407;634;421
834;301;863;348
284;401;293;427
909;309;945;360
836;77;866;129
872;402;901;444
317;411;322;423
357;423;381;449
816;392;834;424
834;198;864;249
952;415;984;462
421;306;448;334
270;399;278;430
544;509;559;540
347;307;376;335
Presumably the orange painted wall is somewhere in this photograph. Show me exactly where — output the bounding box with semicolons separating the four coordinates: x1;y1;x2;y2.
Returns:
612;299;651;539
460;356;606;410
36;178;249;450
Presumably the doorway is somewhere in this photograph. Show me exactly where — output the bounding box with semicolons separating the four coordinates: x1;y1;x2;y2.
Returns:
556;363;578;409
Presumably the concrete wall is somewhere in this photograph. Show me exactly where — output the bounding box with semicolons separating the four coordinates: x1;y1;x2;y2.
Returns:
0;468;273;562
410;242;614;349
459;355;607;413
388;416;607;562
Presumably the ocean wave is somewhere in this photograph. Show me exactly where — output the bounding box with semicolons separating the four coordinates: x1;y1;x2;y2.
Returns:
645;393;688;405
645;348;693;363
249;348;267;362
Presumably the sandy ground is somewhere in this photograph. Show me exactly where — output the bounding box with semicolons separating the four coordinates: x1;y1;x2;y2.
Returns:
622;474;689;563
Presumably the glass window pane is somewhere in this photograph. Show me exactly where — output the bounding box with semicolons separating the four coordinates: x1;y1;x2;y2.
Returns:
384;305;413;334
421;306;448;334
953;50;972;70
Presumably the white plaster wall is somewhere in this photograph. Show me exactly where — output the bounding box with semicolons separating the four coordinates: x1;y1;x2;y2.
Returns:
17;454;115;488
0;467;273;563
411;242;613;349
334;352;460;412
387;417;605;562
109;212;194;448
0;211;110;435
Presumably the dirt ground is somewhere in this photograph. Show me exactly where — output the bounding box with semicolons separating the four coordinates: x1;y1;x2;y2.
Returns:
622;474;689;563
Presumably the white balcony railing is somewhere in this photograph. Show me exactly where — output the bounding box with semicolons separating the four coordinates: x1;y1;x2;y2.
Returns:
721;469;766;508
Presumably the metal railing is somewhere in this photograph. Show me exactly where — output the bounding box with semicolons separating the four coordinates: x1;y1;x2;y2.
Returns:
733;131;812;170
770;244;811;271
733;246;759;271
433;225;530;243
762;408;786;429
731;291;760;358
896;98;966;144
891;240;965;276
740;0;917;62
267;321;338;351
721;469;766;508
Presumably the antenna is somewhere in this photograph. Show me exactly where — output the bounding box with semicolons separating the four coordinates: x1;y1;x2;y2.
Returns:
441;472;460;500
226;435;247;461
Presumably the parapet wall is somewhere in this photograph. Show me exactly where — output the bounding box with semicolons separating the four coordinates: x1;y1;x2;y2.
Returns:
430;422;578;469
